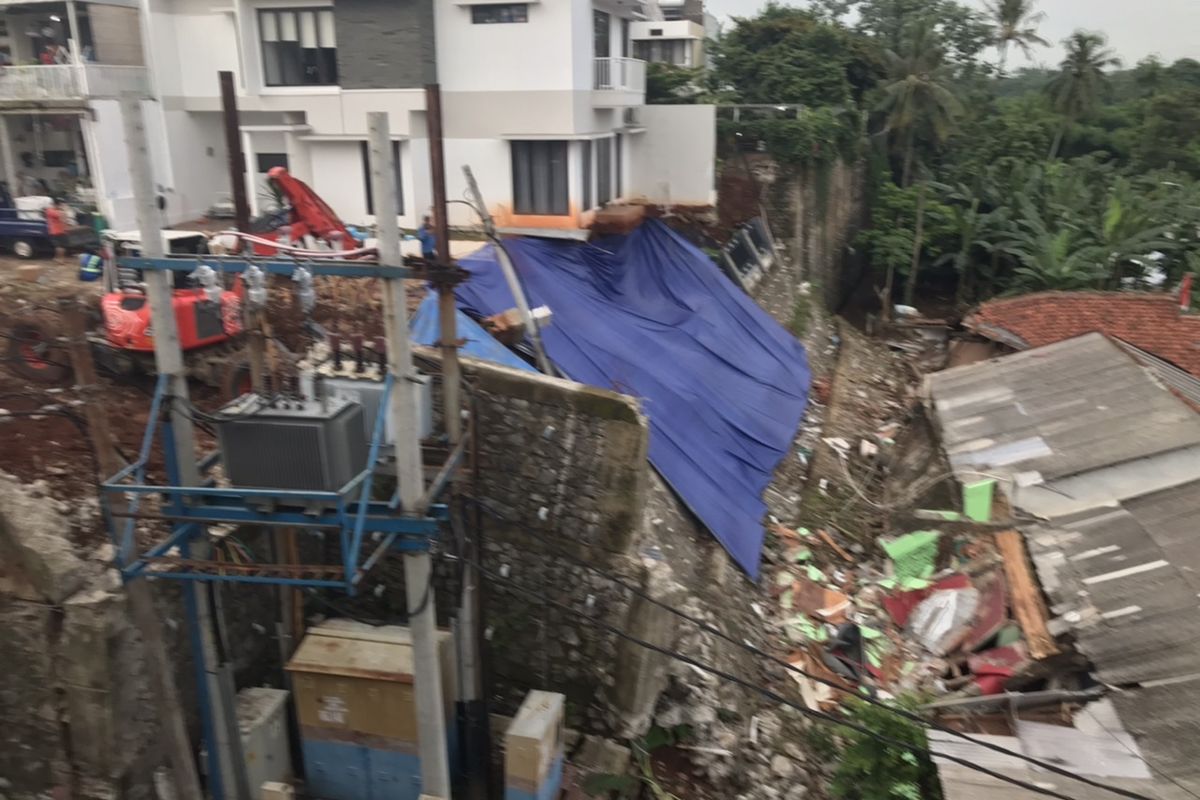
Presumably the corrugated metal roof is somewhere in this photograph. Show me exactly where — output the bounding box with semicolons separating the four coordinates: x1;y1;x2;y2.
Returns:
926;333;1200;483
931;729;1191;800
1114;338;1200;408
1025;480;1200;790
928;333;1200;795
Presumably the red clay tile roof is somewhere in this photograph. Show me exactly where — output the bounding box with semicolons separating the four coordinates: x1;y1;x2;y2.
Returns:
965;291;1200;377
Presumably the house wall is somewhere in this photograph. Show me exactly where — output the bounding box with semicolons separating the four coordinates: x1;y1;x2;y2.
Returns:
435;0;580;93
627;104;715;206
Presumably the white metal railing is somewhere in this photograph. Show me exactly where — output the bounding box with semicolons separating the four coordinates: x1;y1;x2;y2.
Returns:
0;65;83;101
593;57;647;93
83;65;152;99
0;64;152;101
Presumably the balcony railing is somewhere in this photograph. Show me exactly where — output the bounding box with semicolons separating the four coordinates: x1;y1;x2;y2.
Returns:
84;65;153;99
0;64;152;102
593;57;646;94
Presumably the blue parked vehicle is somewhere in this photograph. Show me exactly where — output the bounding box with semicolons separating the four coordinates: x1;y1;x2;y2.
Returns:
0;183;99;259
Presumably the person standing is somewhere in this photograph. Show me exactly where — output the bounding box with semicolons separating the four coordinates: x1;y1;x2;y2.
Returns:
45;198;67;264
417;214;437;261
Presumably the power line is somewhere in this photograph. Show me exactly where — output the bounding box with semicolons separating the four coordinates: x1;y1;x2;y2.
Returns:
459;552;1117;800
466;497;1156;800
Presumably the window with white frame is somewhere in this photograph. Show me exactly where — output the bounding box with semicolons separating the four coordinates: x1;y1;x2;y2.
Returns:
259;8;337;87
471;3;528;24
512;141;569;216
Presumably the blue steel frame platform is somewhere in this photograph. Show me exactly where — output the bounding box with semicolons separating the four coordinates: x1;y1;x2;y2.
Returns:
100;254;461;593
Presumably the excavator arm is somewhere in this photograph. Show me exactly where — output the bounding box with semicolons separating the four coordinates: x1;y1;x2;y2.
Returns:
267;167;358;250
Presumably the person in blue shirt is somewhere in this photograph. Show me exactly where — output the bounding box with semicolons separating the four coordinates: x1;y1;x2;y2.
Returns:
417;215;437;260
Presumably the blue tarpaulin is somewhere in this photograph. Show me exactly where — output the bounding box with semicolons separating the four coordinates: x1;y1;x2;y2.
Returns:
450;220;810;577
410;292;536;373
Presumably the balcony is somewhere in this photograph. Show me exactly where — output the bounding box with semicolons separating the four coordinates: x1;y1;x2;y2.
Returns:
0;64;152;106
592;57;645;107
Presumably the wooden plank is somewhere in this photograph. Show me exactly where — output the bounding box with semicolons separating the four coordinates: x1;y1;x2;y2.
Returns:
995;530;1060;659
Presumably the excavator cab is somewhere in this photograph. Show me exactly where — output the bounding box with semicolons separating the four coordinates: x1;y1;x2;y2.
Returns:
99;230;243;353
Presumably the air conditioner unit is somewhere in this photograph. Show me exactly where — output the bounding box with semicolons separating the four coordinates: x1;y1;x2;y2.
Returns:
215;396;367;492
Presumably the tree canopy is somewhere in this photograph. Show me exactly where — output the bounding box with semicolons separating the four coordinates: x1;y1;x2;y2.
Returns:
702;0;1200;307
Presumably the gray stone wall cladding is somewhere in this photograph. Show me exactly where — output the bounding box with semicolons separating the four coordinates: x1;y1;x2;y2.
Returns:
334;0;437;90
461;360;650;729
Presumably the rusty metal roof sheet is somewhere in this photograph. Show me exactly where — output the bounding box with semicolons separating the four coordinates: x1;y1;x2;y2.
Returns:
925;333;1200;483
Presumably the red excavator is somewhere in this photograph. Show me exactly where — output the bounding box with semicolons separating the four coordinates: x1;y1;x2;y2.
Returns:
4;169;364;387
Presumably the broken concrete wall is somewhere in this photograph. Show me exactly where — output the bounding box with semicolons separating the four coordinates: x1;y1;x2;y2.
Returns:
463;360;651;727
421;355;771;744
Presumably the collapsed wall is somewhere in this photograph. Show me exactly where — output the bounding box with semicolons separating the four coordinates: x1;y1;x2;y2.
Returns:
720;154;868;315
410;352;772;741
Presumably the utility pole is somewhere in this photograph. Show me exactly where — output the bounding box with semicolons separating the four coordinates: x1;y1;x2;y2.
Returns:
120;96;247;800
219;71;252;238
219;70;265;394
368;111;452;800
61;299;204;800
425;83;461;445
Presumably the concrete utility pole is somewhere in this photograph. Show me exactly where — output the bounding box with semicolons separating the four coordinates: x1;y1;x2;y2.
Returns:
120;96;248;800
368;111;452;800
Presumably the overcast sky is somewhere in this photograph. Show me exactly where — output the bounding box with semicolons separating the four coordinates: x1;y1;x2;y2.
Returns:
705;0;1200;69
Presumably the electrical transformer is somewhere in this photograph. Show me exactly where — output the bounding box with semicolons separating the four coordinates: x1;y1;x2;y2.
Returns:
297;337;435;448
215;395;367;492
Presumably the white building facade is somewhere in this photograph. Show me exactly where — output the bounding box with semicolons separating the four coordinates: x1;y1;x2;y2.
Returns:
0;0;716;236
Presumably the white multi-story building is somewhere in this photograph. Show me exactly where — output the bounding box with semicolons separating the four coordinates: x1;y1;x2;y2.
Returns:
631;0;715;69
0;0;715;237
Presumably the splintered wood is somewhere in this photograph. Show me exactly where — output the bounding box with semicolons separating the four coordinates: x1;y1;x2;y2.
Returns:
995;530;1059;660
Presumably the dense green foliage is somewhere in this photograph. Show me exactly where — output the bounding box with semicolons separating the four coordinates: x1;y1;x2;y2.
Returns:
830;697;944;800
710;0;1200;307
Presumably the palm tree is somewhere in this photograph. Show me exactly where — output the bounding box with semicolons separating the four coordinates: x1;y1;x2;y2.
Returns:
875;20;963;187
936;175;1003;305
986;0;1049;74
1045;31;1121;159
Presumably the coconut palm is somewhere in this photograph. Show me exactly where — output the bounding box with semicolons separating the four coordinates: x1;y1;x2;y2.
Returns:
1045;31;1121;159
875;20;963;187
986;0;1049;74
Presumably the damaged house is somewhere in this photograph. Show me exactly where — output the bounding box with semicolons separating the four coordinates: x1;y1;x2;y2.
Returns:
925;332;1200;798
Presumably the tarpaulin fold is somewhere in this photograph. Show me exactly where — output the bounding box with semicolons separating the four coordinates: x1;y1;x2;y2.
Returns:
452;220;810;577
410;292;536;373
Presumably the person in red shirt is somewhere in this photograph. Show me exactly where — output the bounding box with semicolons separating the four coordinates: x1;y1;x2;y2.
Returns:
45;199;67;264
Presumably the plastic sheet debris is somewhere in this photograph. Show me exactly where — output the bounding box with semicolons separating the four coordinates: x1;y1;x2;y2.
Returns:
908;587;980;655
